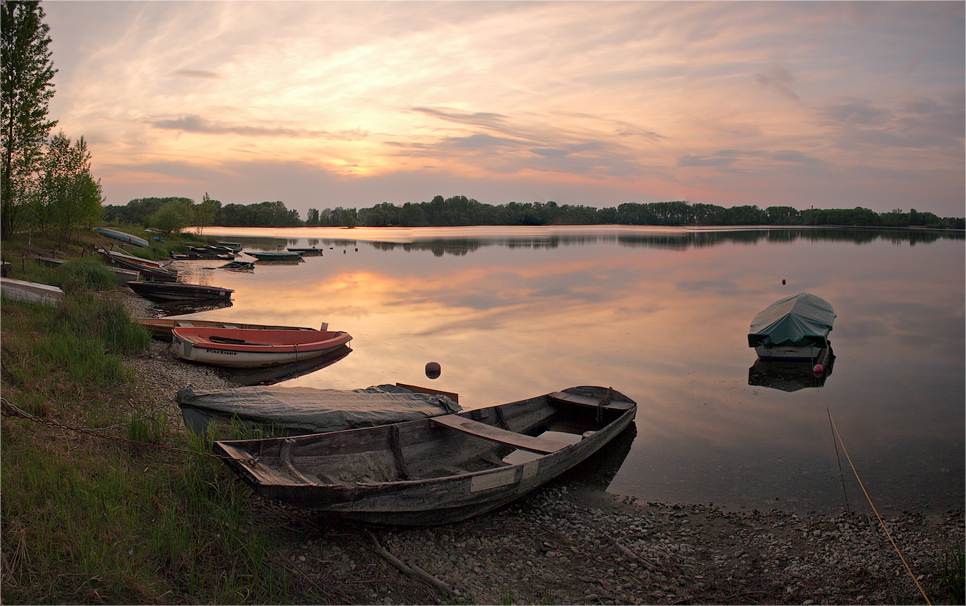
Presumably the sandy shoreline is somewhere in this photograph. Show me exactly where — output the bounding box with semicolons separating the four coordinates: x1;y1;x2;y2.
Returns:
123;291;963;604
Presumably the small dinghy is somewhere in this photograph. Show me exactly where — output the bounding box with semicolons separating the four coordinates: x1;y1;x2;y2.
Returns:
171;326;352;367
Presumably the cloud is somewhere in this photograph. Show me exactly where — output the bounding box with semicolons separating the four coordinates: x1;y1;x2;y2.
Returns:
171;70;219;80
148;114;367;141
754;65;800;101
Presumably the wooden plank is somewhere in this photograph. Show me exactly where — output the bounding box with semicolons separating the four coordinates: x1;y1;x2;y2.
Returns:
430;415;568;454
548;391;635;411
396;382;459;404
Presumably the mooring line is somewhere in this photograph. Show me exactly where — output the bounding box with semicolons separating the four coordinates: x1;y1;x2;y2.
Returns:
826;407;932;605
826;406;851;514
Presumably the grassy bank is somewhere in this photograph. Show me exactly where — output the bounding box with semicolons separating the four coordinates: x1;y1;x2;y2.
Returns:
0;227;323;603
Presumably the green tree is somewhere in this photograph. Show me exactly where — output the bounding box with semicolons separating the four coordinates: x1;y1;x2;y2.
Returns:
151;199;192;234
1;0;58;239
35;131;102;241
195;192;218;234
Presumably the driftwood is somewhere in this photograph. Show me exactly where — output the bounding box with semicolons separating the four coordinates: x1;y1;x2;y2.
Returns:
366;530;460;597
610;536;657;572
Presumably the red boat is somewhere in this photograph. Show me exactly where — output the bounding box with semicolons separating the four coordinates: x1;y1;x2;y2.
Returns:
171;326;353;368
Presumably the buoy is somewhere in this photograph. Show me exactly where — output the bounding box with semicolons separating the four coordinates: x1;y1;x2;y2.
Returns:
425;361;441;379
813;364;824;374
782;279;786;285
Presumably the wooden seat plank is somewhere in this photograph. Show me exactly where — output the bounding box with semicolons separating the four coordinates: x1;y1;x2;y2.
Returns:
431;415;568;454
548;391;634;410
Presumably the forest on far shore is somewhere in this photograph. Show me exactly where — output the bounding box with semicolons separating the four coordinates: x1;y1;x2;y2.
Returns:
102;194;966;232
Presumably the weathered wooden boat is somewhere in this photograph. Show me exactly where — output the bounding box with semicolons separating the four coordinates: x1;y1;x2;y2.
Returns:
1;277;65;307
287;247;323;256
245;250;303;262
135;317;324;341
214;385;637;525
748;292;835;361
218;242;242;252
95;227;149;247
97;248;164;268
177;383;460;438
126;280;233;303
99;249;178;282
171;326;352;367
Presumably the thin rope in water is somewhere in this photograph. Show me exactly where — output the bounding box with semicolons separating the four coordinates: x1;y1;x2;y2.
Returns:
826;406;932;605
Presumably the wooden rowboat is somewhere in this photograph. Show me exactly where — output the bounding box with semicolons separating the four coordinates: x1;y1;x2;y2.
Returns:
172;326;352;368
214;386;637;525
245;250;303;262
99;249;177;282
127;281;233;303
135;317;324;341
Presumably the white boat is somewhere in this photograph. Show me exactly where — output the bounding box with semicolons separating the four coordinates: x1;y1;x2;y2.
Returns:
95;227;149;247
748;293;835;361
0;278;65;307
171;326;353;368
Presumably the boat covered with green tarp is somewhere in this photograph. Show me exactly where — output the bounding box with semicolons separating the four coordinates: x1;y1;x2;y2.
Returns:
747;292;835;360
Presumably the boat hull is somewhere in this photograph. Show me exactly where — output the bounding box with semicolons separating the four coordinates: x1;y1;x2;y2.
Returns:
127;281;233;302
135;317;321;341
0;278;64;307
95;227;149;247
171;327;352;368
214;386;637;526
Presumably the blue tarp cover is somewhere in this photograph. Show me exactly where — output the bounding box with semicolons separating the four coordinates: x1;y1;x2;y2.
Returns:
747;292;836;348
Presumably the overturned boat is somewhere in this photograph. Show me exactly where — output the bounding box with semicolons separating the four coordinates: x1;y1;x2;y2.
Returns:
748;292;835;361
176;383;460;438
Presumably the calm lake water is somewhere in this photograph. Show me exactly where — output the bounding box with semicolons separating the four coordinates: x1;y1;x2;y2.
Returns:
169;225;964;516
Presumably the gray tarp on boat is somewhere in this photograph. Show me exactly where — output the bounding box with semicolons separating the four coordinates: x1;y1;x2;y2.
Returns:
747;292;835;348
175;384;461;436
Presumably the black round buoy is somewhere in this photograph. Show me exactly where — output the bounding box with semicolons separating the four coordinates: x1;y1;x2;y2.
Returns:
425;361;441;379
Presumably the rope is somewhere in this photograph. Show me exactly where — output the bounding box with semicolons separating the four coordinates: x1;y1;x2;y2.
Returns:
0;396;228;461
826;406;851;514
826;407;932;605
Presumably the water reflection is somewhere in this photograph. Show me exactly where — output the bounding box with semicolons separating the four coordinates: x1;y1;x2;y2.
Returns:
748;350;835;392
176;225;964;515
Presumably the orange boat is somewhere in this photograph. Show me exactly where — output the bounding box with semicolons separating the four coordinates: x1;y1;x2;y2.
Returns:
171;326;352;368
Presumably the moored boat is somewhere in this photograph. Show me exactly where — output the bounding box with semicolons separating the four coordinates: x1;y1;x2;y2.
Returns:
171;326;352;367
748;292;835;361
95;227;149;247
287;247;323;256
0;277;65;307
213;385;637;525
127;281;233;303
135;317;324;341
245;250;303;262
176;383;460;438
99;249;177;282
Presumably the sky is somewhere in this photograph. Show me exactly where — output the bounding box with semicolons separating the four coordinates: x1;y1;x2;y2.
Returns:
42;1;965;218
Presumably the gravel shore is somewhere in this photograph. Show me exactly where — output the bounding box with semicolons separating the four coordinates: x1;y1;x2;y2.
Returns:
123;291;964;605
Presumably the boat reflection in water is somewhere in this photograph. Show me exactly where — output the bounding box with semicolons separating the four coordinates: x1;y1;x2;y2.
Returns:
215;344;352;386
748;348;836;392
560;423;637;491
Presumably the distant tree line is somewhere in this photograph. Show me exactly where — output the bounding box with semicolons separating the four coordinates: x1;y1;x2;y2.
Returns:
101;194;965;232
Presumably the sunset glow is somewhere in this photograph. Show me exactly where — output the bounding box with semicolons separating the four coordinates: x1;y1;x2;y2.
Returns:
43;1;964;216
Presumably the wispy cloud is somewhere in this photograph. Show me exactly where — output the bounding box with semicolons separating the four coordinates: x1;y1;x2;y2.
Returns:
42;1;964;216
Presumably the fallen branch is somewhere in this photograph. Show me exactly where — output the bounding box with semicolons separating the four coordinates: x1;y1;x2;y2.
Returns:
366;530;460;597
609;536;657;572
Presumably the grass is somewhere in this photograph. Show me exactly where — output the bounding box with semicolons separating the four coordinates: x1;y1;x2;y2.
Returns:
933;542;965;605
0;226;324;604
